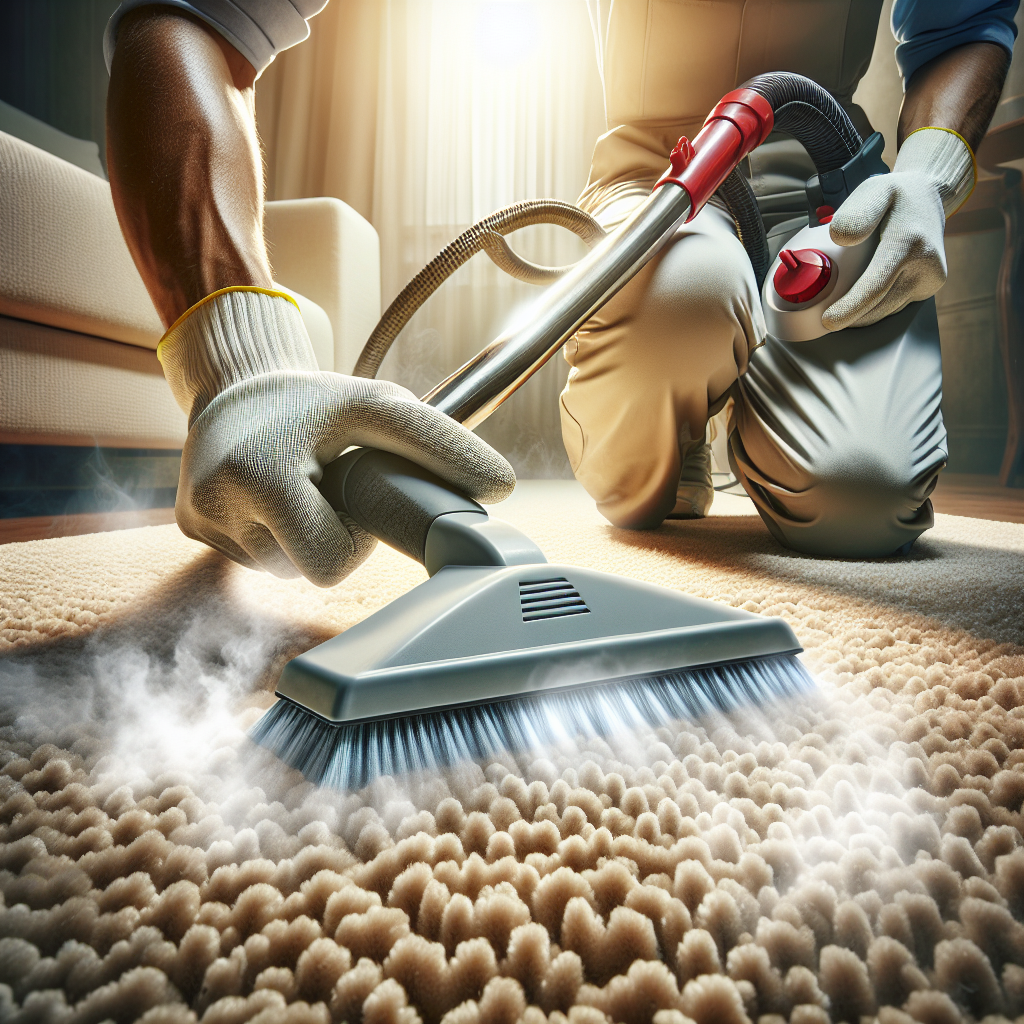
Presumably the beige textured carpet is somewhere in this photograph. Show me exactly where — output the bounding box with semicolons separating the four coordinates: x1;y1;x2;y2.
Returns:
0;482;1022;1024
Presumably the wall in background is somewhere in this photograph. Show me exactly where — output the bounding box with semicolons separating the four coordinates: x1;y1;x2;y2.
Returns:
0;0;119;172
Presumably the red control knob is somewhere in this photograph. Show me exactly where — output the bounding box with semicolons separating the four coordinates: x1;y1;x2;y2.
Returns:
668;137;695;176
773;248;832;304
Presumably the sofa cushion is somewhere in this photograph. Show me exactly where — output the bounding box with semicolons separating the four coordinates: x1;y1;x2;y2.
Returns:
0;100;107;179
0;315;187;448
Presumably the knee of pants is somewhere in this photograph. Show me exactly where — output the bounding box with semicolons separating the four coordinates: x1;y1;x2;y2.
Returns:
733;306;946;558
732;430;944;558
560;387;684;529
561;208;762;529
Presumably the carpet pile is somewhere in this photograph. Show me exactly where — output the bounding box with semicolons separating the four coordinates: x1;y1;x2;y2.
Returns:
0;483;1021;1024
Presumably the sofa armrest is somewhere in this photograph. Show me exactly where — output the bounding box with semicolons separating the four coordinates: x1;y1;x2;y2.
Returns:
0;132;349;363
0;131;164;348
264;198;381;374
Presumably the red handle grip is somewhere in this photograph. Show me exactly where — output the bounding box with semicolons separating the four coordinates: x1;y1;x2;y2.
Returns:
654;88;774;220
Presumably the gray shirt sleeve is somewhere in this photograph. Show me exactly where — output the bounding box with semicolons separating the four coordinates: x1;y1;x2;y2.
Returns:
104;0;330;75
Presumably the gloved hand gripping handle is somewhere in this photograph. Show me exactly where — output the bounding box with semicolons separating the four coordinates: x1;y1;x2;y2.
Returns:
318;75;859;576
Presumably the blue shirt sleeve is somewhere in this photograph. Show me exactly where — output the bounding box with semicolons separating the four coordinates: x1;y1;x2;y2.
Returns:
891;0;1019;85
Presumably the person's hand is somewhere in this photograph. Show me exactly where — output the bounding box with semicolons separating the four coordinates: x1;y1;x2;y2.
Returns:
822;128;975;331
160;288;515;586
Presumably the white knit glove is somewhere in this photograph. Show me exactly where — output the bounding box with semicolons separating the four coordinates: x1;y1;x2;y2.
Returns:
159;288;515;586
822;128;975;330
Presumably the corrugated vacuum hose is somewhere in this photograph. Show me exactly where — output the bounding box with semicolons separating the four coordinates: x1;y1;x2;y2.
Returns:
351;200;608;379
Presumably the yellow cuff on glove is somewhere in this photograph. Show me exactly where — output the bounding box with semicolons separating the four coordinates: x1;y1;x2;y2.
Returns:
900;127;977;217
158;287;315;424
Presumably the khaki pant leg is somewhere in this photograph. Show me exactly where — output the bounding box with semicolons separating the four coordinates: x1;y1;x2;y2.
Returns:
560;197;764;529
731;300;947;557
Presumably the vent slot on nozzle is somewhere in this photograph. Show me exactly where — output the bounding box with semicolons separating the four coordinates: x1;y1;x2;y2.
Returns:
520;577;590;622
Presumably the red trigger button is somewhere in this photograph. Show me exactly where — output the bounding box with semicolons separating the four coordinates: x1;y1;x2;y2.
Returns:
669;137;695;175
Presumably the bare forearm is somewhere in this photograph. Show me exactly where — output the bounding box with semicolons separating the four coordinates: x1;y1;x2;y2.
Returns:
106;9;272;327
898;41;1011;151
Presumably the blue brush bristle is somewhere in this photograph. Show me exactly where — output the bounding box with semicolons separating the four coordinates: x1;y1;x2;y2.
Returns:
249;653;814;790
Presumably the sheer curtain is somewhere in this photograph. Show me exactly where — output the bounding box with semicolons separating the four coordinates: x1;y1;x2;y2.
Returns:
257;0;606;476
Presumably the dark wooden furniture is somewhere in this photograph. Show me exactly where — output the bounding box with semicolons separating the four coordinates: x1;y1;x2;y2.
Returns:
946;112;1024;486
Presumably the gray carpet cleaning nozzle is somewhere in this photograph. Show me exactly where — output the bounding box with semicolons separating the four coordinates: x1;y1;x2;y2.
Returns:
251;449;812;790
251;73;857;787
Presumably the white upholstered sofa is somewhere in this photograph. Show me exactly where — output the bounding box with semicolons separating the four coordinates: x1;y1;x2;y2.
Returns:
0;128;381;455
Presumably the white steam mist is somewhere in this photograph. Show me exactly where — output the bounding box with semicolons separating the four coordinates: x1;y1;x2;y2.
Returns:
0;589;926;877
0;595;298;817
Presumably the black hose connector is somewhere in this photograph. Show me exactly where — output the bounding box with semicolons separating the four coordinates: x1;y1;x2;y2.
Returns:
742;72;862;175
708;72;865;286
715;169;771;290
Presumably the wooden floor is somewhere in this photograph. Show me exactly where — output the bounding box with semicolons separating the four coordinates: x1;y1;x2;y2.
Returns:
0;507;176;545
0;475;1020;546
931;473;1024;524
